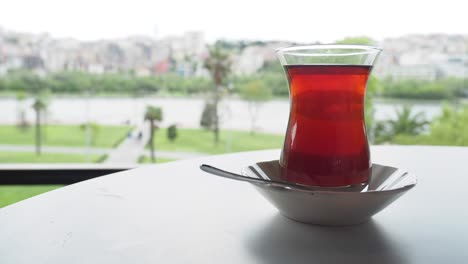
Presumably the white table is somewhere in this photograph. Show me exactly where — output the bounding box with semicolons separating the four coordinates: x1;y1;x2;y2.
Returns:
1;146;467;264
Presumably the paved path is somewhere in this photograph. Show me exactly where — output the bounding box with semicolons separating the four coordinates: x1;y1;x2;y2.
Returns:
103;124;206;164
104;124;150;164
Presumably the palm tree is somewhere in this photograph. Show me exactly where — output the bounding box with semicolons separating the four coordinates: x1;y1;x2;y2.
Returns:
32;97;47;155
203;45;231;144
144;106;163;162
387;105;429;136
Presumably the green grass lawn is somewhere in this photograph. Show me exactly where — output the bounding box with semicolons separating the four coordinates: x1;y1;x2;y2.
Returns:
0;152;104;163
0;185;62;208
0;124;132;148
151;128;284;154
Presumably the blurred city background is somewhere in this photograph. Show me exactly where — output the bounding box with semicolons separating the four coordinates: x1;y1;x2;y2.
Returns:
0;0;466;205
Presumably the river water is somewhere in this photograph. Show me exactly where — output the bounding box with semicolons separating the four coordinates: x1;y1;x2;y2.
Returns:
0;97;442;134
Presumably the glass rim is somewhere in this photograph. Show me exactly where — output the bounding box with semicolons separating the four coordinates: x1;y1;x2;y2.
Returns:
276;44;382;57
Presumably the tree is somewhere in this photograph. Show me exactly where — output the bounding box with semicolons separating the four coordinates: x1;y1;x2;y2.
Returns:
427;105;468;145
6;70;47;94
144;106;163;162
239;80;272;134
32;96;48;155
382;105;468;146
203;45;231;144
375;105;429;143
200;102;216;130
388;105;429;135
167;124;178;142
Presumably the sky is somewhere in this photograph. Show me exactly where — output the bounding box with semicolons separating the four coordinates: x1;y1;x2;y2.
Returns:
0;0;467;43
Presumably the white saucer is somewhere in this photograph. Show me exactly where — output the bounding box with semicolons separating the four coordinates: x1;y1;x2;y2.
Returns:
242;160;416;226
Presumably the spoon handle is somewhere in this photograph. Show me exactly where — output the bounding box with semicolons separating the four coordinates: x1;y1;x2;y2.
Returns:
200;164;270;185
200;164;313;191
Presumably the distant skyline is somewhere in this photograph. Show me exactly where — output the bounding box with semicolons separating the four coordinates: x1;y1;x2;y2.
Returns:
1;0;467;43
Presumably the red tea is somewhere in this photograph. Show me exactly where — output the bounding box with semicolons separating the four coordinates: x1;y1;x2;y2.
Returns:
280;65;372;187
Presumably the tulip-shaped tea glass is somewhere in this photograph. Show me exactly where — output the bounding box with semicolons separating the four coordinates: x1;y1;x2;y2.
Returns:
276;45;381;187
